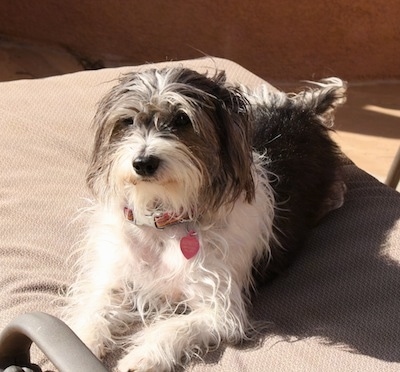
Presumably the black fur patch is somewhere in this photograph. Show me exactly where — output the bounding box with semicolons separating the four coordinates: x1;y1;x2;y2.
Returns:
252;87;345;284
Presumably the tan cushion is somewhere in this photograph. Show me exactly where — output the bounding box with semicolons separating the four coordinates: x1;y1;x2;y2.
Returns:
0;57;399;371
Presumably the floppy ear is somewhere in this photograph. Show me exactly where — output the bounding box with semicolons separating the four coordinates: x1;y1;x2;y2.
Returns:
86;73;137;197
208;72;256;206
295;78;347;127
172;68;256;208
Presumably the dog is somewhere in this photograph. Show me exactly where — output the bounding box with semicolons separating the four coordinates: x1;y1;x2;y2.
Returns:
63;67;347;371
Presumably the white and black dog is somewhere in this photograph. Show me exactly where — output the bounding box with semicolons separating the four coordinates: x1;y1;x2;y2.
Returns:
63;67;346;371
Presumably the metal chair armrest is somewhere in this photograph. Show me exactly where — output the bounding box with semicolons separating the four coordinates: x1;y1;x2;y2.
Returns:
0;312;108;372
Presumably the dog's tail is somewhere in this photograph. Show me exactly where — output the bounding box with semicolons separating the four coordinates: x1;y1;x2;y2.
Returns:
295;78;347;128
243;77;347;128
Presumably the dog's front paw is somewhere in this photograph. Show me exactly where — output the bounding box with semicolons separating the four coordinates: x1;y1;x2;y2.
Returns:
117;347;172;372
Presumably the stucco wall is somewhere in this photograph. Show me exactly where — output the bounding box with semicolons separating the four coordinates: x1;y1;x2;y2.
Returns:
0;1;399;81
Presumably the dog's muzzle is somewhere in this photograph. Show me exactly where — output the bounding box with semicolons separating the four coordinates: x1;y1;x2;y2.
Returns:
132;155;160;177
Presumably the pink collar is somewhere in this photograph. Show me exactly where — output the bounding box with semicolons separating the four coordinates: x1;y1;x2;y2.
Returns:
124;207;200;259
124;207;191;229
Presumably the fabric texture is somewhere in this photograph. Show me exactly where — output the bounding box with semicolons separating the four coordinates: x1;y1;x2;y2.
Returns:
0;57;399;371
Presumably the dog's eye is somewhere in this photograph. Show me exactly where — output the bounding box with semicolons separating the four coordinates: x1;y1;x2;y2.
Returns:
171;112;191;129
121;117;134;126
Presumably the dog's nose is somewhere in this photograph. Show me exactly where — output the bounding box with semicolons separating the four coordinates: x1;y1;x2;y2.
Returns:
132;155;160;177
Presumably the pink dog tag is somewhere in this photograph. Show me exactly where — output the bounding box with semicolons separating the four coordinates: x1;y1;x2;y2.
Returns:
180;230;200;259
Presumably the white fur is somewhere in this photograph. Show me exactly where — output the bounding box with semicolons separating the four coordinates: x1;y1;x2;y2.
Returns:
63;68;276;372
64;161;274;371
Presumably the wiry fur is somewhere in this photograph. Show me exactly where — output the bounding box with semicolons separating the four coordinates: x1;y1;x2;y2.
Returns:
244;79;347;282
63;67;346;371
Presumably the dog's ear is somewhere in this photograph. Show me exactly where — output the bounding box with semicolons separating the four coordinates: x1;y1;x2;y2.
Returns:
207;72;256;207
294;78;347;127
172;68;256;208
86;73;137;197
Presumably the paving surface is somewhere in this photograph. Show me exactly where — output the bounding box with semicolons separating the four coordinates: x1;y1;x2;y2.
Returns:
1;38;399;189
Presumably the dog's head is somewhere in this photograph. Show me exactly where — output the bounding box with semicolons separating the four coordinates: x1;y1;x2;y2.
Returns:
87;68;255;219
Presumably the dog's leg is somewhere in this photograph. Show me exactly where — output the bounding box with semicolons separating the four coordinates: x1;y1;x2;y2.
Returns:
65;264;121;358
64;223;129;358
117;310;233;372
68;283;119;356
117;284;248;372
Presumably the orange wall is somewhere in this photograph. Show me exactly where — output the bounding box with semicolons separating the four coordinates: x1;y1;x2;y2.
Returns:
0;1;399;81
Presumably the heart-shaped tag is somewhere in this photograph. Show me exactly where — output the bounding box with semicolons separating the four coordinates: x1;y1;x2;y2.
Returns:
180;230;200;259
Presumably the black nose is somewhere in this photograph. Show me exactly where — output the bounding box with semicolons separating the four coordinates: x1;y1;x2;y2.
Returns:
132;155;160;177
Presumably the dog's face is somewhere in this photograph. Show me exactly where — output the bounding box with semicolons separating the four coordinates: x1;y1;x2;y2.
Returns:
87;68;255;218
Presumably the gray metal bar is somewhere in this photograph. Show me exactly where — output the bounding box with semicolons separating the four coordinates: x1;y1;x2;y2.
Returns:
385;146;400;189
0;312;108;372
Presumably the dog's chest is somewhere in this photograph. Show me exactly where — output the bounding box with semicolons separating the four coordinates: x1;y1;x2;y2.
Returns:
128;225;192;274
